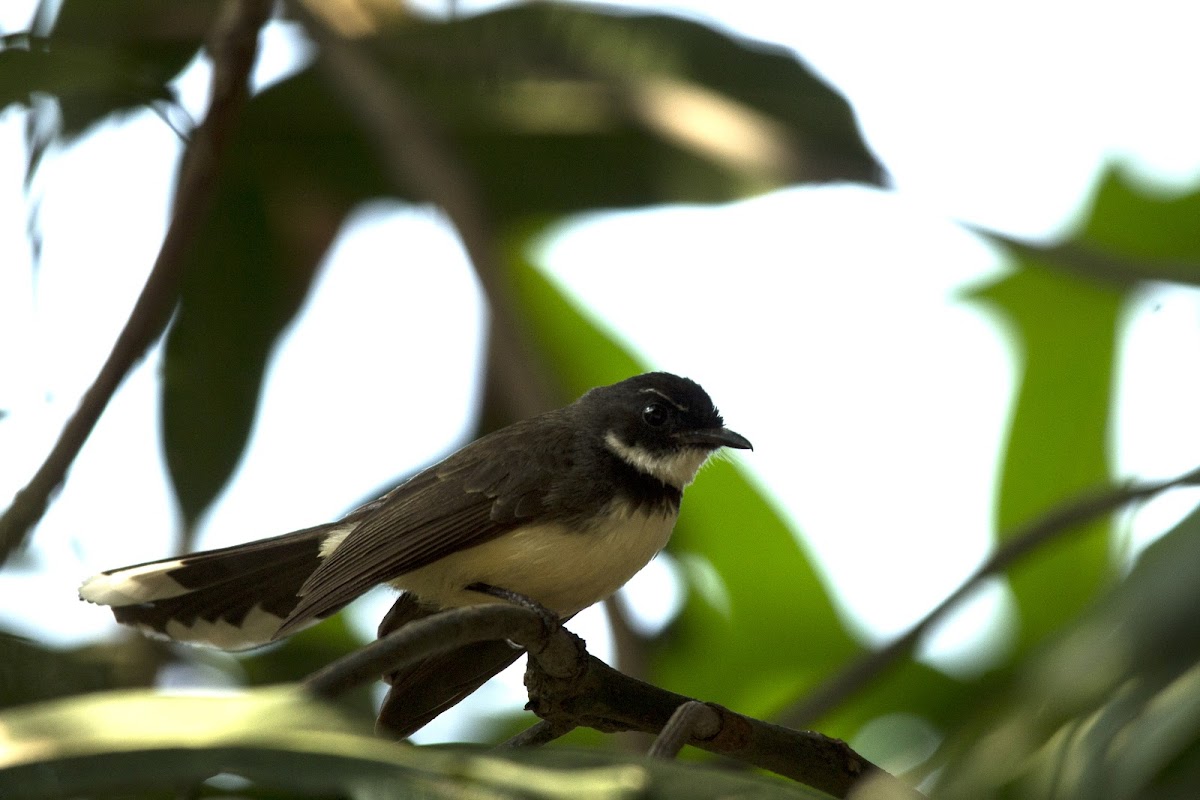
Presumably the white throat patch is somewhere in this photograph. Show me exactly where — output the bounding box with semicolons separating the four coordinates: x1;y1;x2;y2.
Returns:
604;431;710;489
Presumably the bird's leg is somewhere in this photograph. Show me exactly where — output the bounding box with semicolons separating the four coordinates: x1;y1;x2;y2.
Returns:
466;582;561;637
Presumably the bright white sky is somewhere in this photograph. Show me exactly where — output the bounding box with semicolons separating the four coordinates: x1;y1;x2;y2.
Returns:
3;0;1200;744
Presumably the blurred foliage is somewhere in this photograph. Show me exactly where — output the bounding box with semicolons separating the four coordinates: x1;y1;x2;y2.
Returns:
934;497;1200;799
969;266;1120;652
0;688;833;798
0;1;217;175
1;635;119;707
2;0;1200;797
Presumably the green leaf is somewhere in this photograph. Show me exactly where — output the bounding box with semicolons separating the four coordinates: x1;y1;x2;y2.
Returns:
161;177;299;529
815;660;975;742
969;265;1123;652
44;0;214;137
161;70;388;529
0;688;834;799
0;688;396;797
0;36;172;120
934;494;1200;799
372;3;883;223
0;634;113;708
973;169;1200;287
2;0;214;182
1082;170;1200;264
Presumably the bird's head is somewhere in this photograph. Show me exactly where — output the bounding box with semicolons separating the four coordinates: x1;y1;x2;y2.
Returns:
581;372;752;489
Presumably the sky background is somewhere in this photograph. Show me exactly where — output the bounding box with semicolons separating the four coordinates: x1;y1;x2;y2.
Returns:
3;0;1200;742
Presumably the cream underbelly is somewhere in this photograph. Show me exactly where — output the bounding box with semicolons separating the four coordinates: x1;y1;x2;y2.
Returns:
387;506;678;616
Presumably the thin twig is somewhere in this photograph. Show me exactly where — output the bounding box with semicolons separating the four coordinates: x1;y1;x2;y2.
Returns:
0;0;273;564
647;701;720;759
500;720;575;749
302;604;547;698
778;466;1200;729
288;1;555;421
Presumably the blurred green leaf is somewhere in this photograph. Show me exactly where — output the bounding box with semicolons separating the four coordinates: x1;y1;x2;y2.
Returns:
41;0;214;137
968;265;1123;652
0;634;113;708
806;174;1196;772
498;747;839;800
2;0;215;181
933;493;1200;799
1082;170;1200;265
161;178;297;529
0;631;174;711
0;688;834;799
0;36;173;120
974;169;1200;287
161;70;388;529
0;688;397;798
373;3;883;222
816;659;975;742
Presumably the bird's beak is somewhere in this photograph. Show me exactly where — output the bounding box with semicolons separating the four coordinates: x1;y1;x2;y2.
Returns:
675;427;754;451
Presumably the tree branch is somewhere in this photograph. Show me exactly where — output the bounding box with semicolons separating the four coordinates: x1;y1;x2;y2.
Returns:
0;0;273;564
300;603;917;799
523;635;914;799
777;466;1200;729
302;604;556;698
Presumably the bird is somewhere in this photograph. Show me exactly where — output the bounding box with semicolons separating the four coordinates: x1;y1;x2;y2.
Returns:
80;371;752;736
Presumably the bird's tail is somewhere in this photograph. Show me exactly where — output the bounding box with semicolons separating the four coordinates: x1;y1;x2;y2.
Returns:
374;594;524;738
79;523;351;650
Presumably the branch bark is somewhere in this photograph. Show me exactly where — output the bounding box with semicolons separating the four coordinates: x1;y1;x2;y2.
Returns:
0;0;273;564
777;466;1200;729
302;604;562;698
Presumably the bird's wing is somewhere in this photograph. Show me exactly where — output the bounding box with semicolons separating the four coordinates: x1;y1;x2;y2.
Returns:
275;416;573;637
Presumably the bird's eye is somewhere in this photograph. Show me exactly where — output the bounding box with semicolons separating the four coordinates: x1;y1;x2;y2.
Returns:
642;403;669;427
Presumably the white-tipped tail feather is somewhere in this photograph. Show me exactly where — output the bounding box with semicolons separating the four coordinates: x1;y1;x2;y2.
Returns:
159;605;290;650
79;560;190;606
78;525;338;651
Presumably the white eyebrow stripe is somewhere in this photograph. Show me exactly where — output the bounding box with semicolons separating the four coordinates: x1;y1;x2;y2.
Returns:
639;387;688;411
